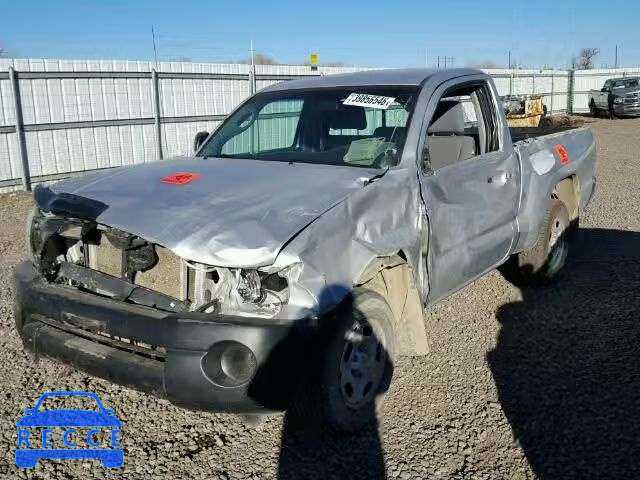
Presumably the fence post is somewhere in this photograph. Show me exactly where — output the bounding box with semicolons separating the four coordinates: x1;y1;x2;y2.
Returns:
248;62;257;96
509;69;513;97
532;70;536;94
151;69;163;160
248;70;255;96
550;73;555;114
8;67;31;191
567;69;575;114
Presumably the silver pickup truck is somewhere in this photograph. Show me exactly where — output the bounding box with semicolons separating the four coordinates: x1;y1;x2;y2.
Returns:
14;68;596;433
589;77;640;117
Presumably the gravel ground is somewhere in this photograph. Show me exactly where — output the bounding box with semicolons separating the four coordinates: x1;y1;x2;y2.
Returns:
1;117;639;479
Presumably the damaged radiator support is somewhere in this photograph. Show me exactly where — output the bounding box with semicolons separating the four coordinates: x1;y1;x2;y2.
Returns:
87;233;187;301
58;262;189;313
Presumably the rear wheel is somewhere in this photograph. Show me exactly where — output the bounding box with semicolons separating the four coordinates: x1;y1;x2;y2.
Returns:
513;198;571;283
589;101;598;117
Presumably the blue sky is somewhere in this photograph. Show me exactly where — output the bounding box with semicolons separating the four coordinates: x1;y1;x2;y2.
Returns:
2;0;639;69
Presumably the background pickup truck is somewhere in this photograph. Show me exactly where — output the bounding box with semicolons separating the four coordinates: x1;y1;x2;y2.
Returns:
14;68;596;434
589;77;640;117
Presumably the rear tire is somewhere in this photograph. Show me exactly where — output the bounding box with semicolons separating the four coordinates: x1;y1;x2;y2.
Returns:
513;198;571;283
589;101;598;117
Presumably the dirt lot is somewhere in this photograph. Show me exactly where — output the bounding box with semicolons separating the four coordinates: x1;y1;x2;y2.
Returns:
1;117;639;479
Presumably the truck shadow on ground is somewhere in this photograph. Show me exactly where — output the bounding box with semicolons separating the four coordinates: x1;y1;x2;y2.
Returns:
275;412;386;480
248;289;390;480
490;228;640;480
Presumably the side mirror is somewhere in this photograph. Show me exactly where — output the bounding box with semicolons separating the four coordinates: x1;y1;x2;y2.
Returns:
601;87;608;92
193;131;209;153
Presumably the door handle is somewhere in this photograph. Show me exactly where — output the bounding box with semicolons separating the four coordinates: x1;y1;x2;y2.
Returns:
488;170;512;186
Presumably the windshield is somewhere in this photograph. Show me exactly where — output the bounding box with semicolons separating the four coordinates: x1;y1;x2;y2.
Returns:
613;78;640;89
198;86;418;168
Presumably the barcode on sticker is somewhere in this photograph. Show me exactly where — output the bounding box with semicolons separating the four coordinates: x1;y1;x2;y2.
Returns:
343;93;396;110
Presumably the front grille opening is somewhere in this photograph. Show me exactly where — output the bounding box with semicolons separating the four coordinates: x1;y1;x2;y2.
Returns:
96;331;167;360
33;314;167;361
89;233;184;301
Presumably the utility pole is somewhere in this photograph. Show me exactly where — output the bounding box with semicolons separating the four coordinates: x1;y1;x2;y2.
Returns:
249;40;257;95
151;25;159;67
250;39;255;69
436;55;453;69
508;50;511;70
615;45;619;69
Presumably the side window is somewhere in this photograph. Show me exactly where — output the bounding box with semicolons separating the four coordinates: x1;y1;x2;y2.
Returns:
222;99;303;155
426;82;499;171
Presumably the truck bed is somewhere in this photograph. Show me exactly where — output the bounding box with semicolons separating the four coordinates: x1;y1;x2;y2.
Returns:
509;116;588;143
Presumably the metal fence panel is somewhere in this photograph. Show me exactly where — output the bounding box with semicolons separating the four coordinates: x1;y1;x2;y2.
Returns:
1;58;639;192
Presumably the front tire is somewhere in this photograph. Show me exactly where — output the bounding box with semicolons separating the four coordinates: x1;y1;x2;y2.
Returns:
292;288;396;434
513;198;571;283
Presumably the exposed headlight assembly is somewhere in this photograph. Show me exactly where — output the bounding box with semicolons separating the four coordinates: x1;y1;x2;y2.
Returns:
26;208;56;270
26;208;95;275
613;96;624;104
230;263;303;317
235;269;264;303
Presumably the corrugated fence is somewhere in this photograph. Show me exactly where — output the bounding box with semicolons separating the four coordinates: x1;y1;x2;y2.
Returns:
0;58;638;192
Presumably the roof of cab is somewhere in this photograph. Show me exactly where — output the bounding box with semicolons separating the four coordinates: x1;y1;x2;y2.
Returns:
261;68;485;92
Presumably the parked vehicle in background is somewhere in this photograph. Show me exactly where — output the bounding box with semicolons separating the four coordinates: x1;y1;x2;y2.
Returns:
588;77;640;117
14;68;596;433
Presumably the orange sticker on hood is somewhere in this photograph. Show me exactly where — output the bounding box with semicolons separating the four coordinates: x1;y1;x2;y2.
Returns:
160;172;202;185
554;144;570;165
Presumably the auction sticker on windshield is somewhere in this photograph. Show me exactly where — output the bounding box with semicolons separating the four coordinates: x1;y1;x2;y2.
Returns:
343;93;396;110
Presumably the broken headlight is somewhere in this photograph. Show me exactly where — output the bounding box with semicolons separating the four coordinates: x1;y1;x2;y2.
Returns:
26;208;41;263
186;261;303;318
26;208;56;269
236;270;263;303
227;264;302;317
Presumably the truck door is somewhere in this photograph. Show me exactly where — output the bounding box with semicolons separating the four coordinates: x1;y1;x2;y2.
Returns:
418;77;520;303
598;80;613;109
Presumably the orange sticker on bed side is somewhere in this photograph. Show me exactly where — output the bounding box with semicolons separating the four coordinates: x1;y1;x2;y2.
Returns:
554;144;570;165
160;172;202;185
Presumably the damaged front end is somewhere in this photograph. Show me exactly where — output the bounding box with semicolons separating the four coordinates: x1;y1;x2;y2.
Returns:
15;202;317;413
27;207;297;319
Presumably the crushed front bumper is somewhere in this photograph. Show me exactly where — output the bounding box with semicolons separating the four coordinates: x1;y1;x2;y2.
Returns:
14;261;316;413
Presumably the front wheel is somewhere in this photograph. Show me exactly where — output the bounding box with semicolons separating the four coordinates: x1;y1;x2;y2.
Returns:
292;288;396;434
513;199;571;283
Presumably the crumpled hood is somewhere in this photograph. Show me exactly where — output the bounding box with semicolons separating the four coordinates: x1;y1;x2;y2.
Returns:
41;157;373;267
